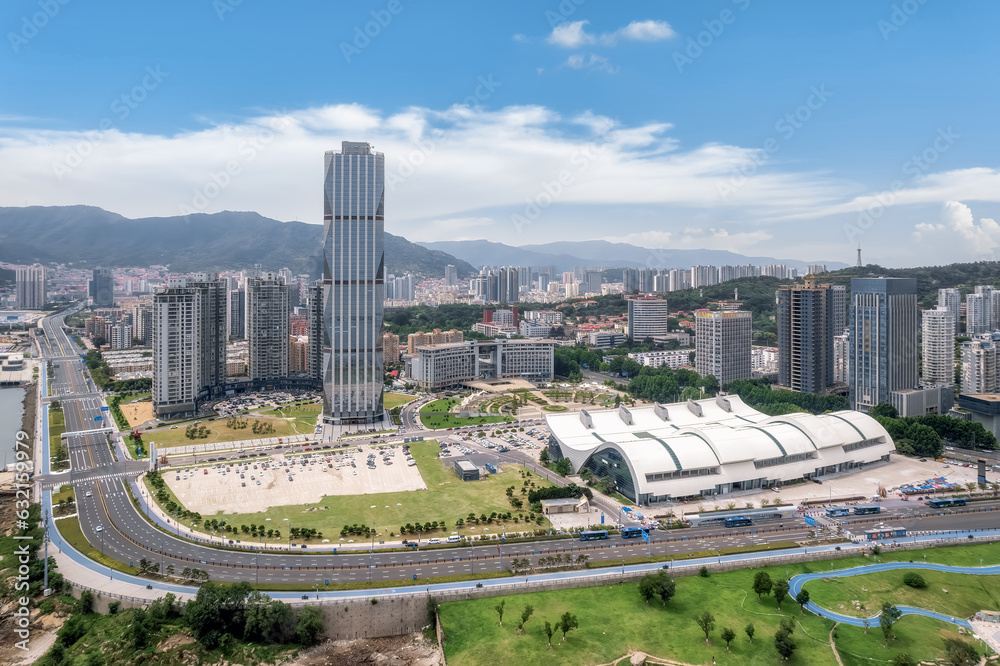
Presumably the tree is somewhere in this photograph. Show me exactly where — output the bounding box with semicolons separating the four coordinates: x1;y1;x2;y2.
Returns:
656;573;676;606
538;449;551;464
518;604;534;634
879;603;902;645
495;600;505;626
544;620;554;648
943;638;979;666
78;590;94;614
752;571;773;600
745;622;755;642
426;596;439;625
774;580;789;609
721;626;736;651
295;606;324;646
905;422;943;458
795;589;810;613
694;611;716;643
127;608;150;649
638;574;657;604
869;403;899;419
558;611;578;641
774;626;797;661
892;653;917;666
903;572;926;588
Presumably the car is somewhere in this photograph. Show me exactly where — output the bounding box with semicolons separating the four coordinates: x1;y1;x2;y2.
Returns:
919;458;927;462
835;546;842;551
95;526;103;532
301;594;309;600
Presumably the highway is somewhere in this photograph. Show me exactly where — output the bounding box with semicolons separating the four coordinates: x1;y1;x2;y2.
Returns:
34;313;1000;589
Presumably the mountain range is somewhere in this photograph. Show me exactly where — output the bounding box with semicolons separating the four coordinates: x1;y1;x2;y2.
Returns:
0;206;476;278
416;239;848;273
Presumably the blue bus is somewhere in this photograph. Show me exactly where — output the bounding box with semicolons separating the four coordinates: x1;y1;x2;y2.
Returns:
723;516;752;528
853;505;881;515
825;507;851;517
928;498;967;509
579;530;609;541
620;526;647;539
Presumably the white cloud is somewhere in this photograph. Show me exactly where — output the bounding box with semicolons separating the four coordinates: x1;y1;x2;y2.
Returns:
941;201;1000;256
612;228;772;252
546;19;674;48
562;54;618;74
421;216;495;241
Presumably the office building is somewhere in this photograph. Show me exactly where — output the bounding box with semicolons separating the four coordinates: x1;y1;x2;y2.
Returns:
628;297;669;341
848;278;918;412
245;270;289;381
90;267;115;307
694;309;752;384
322;141;385;425
15;264;46;310
406;338;555;391
921;307;955;385
444;264;458;286
889;384;954;417
588;331;626;350
152;273;227;417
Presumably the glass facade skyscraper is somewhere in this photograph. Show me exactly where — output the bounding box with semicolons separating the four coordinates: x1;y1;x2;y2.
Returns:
322;141;385;424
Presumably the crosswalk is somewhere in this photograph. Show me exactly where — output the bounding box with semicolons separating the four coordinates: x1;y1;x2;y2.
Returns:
42;469;140;490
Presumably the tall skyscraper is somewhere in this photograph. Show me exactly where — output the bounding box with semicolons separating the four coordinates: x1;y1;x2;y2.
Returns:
937;288;961;333
775;280;844;393
444;264;458;286
966;287;993;335
306;281;324;383
15;264;46;310
627;297;669;341
227;287;245;338
245;270;289;381
921;306;955;385
322;141;385;425
152;273;226;417
90;267;115;307
848;277;918;412
694;309;752;384
962;334;1000;394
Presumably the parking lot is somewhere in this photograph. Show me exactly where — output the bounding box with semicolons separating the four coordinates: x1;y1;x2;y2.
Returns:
213;390;321;417
163;443;427;514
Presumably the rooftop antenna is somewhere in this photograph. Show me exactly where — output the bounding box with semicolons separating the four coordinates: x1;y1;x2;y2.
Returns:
856;244;862;267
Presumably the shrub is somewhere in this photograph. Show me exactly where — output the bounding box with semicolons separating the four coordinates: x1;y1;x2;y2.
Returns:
699;566;710;578
902;572;926;589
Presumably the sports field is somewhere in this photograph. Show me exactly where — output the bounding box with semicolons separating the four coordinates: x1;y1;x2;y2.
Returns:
204;440;553;540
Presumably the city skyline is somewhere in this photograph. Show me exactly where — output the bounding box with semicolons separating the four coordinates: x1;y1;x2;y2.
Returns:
1;3;999;267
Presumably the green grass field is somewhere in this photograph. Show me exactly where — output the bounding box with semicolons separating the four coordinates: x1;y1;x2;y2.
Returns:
806;568;1000;619
261;402;321;418
49;408;68;470
384;392;416;410
146;416;302;447
420;398;514;430
56;514;137;575
203;440;553;540
440;543;1000;666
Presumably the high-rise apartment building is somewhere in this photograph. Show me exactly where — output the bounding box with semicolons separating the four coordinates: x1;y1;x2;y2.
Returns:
132;304;152;346
961;334;1000;394
227;287;246;338
383;332;401;365
694;309;752;384
775;280;846;393
444;264;458;286
322;141;385;425
152;273;227;417
966;288;993;335
407;328;463;354
627;297;669;341
306;281;324;383
15;264;46;310
245;270;289;381
833;332;849;384
90;267;115;307
289;335;309;373
921;306;955;385
847;278;918;412
937;288;961;333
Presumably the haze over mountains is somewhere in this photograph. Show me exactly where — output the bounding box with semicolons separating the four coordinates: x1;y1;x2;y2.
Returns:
0;205;846;277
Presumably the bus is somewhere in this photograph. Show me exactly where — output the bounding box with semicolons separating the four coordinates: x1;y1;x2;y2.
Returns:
929;498;967;508
724;516;752;528
825;507;851;517
620;526;647;539
853;505;881;515
579;530;609;541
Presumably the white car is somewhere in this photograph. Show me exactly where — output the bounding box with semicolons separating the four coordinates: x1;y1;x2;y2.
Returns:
95;525;103;532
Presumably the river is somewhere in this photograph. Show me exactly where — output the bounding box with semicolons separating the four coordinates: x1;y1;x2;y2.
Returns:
0;387;25;470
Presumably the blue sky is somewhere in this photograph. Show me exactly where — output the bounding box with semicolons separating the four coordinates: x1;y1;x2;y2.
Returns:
3;0;1000;267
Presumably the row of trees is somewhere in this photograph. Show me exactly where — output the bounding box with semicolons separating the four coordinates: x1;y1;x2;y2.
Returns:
493;600;579;648
724;379;850;415
871;403;998;452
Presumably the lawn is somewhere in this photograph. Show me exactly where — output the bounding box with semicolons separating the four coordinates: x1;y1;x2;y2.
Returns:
145;416;302;447
805;568;1000;619
440;543;1000;666
384;391;416;410
49;408;68;471
204;440;554;540
261;402;322;418
56;514;136;575
420;398;514;430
